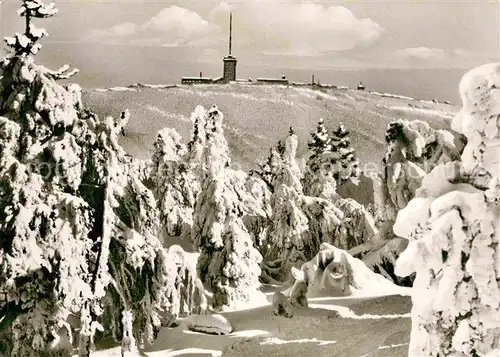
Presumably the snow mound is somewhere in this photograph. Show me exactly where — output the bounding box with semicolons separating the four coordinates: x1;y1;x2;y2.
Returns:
260;337;336;346
108;86;137;92
387;105;456;119
183;314;233;335
370;91;414;101
287;242;408;299
339;245;409;297
147;349;222;357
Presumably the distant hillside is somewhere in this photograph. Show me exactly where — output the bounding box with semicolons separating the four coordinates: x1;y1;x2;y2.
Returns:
82;84;459;172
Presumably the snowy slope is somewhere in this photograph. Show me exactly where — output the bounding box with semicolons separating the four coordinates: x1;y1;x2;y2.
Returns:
83;84;458;172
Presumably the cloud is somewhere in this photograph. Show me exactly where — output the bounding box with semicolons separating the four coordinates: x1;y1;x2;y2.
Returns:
393;47;447;61
387;46;498;68
211;2;383;56
451;48;472;57
84;6;219;47
84;2;381;54
86;22;139;41
209;1;235;19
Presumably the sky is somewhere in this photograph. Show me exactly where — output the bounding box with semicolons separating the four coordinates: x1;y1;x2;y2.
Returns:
0;0;499;96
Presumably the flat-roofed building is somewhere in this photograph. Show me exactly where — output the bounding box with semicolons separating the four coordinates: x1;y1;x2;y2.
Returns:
256;77;289;85
181;77;214;85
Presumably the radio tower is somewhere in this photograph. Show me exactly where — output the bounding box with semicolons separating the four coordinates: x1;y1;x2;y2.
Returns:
222;12;237;83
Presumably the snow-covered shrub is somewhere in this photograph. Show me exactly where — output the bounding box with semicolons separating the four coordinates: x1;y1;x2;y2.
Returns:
287;243;354;298
192;105;263;310
395;63;500;357
361;237;413;286
332;198;378;250
272;292;294;318
356;117;464;287
167;245;207;317
382;118;461;217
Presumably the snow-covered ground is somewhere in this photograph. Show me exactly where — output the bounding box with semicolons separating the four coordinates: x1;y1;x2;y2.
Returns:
83;292;411;357
82;245;412;357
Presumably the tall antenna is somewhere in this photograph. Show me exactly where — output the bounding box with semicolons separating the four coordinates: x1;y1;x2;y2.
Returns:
229;12;233;56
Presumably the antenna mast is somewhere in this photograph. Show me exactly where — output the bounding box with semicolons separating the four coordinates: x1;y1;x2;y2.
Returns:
229;12;233;56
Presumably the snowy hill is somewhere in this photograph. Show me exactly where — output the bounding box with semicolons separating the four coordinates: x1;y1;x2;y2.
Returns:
83;84;459;172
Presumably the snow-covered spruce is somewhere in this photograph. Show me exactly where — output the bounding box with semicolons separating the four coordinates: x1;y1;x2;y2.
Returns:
0;3;93;355
4;0;58;58
251;144;284;193
395;63;500;357
308;118;331;160
192;105;263;311
152;127;197;240
330;122;360;185
0;3;183;355
300;119;379;263
185;105;207;174
303;118;339;201
262;131;345;283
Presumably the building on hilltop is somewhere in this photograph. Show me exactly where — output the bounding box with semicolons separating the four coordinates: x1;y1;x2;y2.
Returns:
181;13;237;85
256;75;289;85
181;72;214;85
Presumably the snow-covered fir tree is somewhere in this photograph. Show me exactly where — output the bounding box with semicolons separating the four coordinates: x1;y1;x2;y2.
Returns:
307;118;330;159
0;3;91;355
185;105;207;178
263;131;309;282
0;2;183;355
152;127;195;240
330;122;360;185
262;129;345;283
300;119;377;259
251;145;283;193
303;118;339;201
394;63;500;357
192;105;263;310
